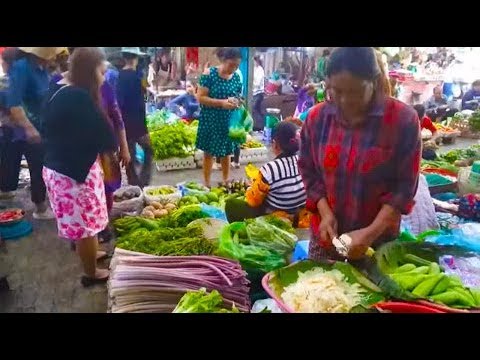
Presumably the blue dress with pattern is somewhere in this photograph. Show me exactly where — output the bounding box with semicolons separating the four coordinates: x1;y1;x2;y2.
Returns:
196;67;242;157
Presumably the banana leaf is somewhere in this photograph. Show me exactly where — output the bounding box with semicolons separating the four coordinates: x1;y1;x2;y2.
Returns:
360;241;478;305
267;260;385;313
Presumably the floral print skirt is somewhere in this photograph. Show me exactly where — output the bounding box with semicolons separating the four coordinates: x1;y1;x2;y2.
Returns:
43;161;108;241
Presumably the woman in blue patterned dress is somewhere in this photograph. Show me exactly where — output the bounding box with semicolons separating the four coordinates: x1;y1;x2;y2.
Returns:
196;48;242;187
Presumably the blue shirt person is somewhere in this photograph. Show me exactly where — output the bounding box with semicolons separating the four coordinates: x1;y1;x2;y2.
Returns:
6;55;50;140
462;80;480;110
167;81;199;120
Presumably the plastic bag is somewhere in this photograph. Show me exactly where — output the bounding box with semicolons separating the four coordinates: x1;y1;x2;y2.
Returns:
216;224;286;273
136;144;144;164
200;203;227;222
176;181;209;197
439;254;480;288
111;186;145;219
228;105;253;144
425;224;480;253
251;299;284;313
143;185;182;205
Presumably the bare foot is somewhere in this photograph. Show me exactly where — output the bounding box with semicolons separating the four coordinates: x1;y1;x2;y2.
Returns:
96;251;107;260
94;268;109;280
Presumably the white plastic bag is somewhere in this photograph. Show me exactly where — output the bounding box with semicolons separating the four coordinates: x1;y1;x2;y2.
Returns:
111;186;144;218
251;299;284;313
143;185;182;205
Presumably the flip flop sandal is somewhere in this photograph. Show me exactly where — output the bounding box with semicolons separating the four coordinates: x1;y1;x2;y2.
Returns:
0;276;9;292
80;275;109;288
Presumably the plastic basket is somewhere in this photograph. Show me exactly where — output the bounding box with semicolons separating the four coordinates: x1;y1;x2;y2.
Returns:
143;185;182;205
261;272;295;313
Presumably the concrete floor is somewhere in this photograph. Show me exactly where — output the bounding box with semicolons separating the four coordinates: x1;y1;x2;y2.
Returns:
0;164;249;313
1;136;478;313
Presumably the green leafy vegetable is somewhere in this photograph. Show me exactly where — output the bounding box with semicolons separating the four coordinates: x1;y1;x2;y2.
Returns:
150;122;197;160
215;224;286;273
261;215;295;234
245;217;297;255
173;288;240;313
469;110;480;132
116;225;216;256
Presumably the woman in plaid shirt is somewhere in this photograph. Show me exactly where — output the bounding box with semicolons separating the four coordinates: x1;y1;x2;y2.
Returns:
299;47;421;261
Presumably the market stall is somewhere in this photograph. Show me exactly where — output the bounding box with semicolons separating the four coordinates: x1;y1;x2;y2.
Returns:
106;143;480;313
145;106;268;172
105;47;480;314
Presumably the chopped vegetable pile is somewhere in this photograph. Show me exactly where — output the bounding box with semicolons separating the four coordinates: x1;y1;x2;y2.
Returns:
281;268;366;313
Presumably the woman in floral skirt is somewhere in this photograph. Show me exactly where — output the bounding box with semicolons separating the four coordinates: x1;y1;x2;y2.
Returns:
43;48;117;286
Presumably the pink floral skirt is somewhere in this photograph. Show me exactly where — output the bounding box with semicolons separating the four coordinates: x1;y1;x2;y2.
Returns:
43;161;109;241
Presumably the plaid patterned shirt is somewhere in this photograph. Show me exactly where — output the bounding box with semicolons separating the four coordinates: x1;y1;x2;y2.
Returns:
299;97;421;247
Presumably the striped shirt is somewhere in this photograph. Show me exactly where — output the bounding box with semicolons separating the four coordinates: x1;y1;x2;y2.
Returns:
260;155;306;211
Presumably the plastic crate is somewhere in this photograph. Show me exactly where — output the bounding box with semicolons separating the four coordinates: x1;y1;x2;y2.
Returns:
155;156;197;172
195;148;269;167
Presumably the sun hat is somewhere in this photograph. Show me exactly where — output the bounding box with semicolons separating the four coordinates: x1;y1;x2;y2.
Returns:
121;47;147;57
18;47;67;61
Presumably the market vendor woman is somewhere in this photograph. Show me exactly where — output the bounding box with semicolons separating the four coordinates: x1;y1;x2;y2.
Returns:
299;47;421;261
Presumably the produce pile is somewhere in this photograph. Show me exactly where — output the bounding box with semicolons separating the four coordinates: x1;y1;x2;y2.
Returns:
115;224;216;256
216;217;297;273
109;252;250;313
373;242;480;310
420;144;480;175
149;121;197;160
179;192;220;208
468;110;480;132
215;179;250;195
141;201;177;219
421;160;459;175
241;140;264;149
145;186;176;196
438;145;480;166
387;256;480;309
113;187;142;203
146;109;181;131
434;123;458;134
178;181;249;209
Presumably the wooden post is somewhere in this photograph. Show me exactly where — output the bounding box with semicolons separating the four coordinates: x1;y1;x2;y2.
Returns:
247;47;254;113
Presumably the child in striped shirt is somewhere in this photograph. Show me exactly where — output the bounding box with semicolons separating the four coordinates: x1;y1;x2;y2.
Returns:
246;122;306;216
